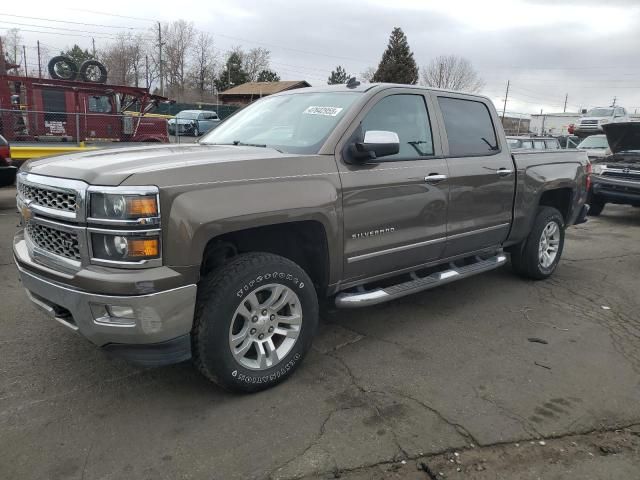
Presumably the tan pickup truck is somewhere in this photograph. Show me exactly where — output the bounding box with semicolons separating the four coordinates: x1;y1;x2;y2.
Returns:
14;82;590;392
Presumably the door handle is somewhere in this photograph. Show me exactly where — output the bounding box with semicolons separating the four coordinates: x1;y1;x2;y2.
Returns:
424;173;447;184
496;168;513;177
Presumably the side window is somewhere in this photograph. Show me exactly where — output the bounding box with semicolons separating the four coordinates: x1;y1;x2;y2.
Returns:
545;140;560;149
521;140;533;149
360;94;434;160
533;140;546;149
438;97;498;156
88;96;112;113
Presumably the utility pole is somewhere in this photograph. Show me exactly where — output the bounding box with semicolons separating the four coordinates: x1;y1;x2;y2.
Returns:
92;38;96;58
37;40;42;78
145;55;149;89
157;22;164;96
563;93;568;113
22;45;27;77
501;80;510;120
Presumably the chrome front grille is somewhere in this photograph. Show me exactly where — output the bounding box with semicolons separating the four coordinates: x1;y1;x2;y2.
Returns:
602;170;640;181
18;182;77;213
25;222;81;261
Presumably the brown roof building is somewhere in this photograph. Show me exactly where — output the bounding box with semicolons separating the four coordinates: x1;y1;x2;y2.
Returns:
218;81;311;106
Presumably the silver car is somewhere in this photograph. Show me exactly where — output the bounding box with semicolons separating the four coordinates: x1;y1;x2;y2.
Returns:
168;110;221;136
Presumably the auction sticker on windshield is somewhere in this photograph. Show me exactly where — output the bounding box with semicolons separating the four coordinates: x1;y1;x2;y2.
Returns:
303;106;344;116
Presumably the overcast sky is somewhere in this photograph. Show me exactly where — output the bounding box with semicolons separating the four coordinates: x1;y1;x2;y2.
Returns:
2;0;639;115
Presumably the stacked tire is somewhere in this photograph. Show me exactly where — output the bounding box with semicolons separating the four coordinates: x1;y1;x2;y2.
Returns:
47;56;108;83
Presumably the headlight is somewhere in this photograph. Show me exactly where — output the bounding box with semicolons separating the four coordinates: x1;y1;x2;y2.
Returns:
91;232;160;262
89;189;159;222
592;164;606;175
598;119;608;124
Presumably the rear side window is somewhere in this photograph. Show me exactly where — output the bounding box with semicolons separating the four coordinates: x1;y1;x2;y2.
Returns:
360;94;434;160
545;140;559;149
521;140;533;149
438;97;498;156
533;140;546;149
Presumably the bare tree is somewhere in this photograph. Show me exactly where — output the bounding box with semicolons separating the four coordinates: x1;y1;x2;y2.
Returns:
2;28;22;72
360;66;376;83
163;20;195;94
100;33;136;85
242;47;270;82
189;31;218;95
421;55;484;93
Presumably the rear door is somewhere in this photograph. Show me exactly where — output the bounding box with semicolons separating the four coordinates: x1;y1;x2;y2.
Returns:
433;94;516;258
337;89;449;282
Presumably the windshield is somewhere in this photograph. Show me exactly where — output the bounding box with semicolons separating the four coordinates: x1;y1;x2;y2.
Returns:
176;111;200;120
200;92;360;154
586;108;614;117
578;136;609;149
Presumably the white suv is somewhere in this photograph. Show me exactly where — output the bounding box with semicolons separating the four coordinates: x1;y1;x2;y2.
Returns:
574;107;629;138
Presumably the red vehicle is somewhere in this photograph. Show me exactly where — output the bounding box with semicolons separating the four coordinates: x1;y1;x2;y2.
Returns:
0;73;172;143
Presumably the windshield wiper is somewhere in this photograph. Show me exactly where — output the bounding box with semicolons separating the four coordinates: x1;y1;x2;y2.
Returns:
232;140;267;148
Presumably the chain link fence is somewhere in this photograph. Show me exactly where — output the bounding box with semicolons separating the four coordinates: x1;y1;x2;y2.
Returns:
1;104;239;146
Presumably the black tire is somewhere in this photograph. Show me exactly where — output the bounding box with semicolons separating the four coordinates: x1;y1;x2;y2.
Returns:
192;252;318;393
193;125;200;137
79;60;108;83
511;206;565;280
47;56;78;80
587;194;605;216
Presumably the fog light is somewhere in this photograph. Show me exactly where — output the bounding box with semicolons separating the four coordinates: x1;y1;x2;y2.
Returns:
90;303;136;326
107;305;135;319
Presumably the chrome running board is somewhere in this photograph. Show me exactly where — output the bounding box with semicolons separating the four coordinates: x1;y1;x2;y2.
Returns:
335;253;507;308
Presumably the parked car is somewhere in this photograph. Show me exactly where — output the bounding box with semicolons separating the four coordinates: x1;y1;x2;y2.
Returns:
507;136;560;150
573;106;629;138
557;135;581;149
588;122;640;215
577;134;610;161
0;134;16;187
14;83;589;392
168;110;220;136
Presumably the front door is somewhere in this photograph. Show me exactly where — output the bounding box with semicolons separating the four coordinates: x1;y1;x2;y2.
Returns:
83;94;119;141
434;94;516;258
337;90;449;282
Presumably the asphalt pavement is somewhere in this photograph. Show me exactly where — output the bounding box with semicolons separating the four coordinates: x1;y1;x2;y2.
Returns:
0;185;639;480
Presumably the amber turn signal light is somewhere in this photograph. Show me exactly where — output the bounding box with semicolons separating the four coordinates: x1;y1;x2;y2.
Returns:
127;197;158;217
127;238;160;257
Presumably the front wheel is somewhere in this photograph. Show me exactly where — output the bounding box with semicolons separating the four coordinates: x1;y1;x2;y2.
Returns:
192;253;318;392
193;126;200;137
511;206;565;280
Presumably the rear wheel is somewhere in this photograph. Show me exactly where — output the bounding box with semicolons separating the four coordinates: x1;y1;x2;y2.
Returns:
588;194;605;216
192;252;318;393
511;206;565;280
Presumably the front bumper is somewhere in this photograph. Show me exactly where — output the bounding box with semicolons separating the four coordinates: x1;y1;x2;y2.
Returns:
592;177;640;206
574;125;603;136
14;238;197;365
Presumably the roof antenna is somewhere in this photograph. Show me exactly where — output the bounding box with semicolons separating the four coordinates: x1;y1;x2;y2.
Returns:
346;77;360;89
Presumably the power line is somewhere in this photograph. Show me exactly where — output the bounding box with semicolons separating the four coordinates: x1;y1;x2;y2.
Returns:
0;20;124;37
68;8;156;23
0;26;115;40
0;12;146;30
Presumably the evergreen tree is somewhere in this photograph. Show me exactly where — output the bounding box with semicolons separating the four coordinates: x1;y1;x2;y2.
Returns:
216;52;250;91
61;45;95;67
327;65;349;85
257;69;280;82
372;28;419;84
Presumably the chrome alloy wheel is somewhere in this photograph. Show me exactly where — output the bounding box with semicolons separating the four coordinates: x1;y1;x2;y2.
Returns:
539;221;560;268
228;284;302;370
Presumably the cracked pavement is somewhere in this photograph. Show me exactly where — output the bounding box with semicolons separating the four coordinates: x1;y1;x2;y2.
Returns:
1;186;639;480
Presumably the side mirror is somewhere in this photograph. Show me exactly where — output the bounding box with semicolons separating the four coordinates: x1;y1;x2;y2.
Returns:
581;109;587;115
350;130;400;162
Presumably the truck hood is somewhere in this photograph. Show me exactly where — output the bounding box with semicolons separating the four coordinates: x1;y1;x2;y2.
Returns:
21;144;288;185
602;122;640;154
